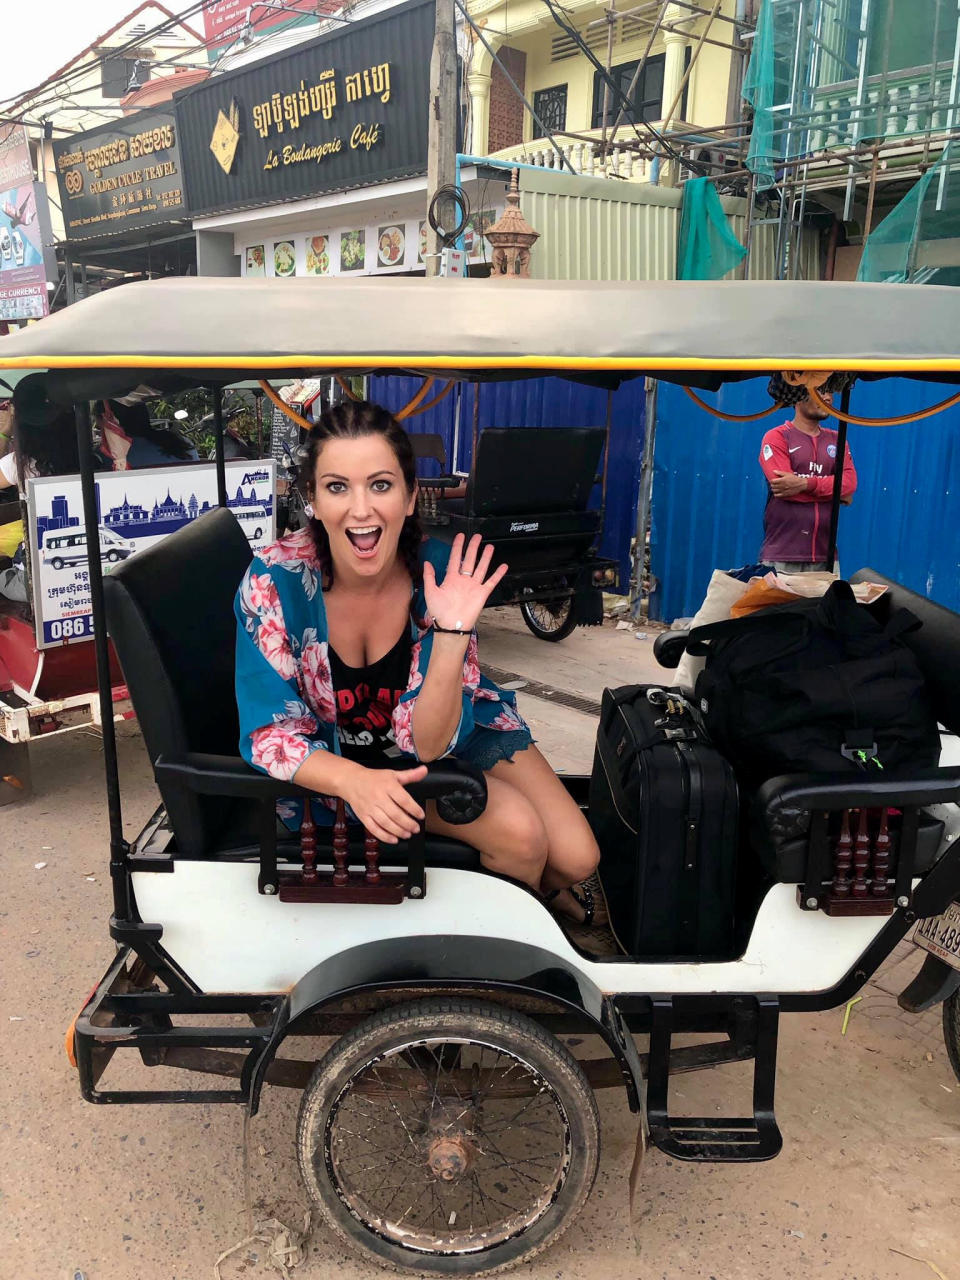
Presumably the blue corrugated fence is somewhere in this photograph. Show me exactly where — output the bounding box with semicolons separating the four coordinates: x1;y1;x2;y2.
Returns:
650;376;960;621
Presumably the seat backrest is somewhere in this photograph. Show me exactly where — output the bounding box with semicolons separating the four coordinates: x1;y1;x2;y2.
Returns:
465;427;605;516
410;432;447;472
851;567;960;737
104;506;253;854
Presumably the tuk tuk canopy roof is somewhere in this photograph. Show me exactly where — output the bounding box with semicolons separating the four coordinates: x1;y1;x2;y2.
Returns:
2;276;960;403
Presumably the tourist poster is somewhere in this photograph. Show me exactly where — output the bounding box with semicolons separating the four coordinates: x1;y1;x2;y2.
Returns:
26;460;276;648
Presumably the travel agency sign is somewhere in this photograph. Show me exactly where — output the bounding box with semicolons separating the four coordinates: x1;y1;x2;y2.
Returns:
175;0;432;215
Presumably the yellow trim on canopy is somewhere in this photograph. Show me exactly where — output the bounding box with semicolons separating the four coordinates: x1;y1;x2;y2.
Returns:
5;354;960;373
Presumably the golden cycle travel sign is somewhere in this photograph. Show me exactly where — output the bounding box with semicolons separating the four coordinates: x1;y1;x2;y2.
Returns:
174;0;431;216
52;110;186;241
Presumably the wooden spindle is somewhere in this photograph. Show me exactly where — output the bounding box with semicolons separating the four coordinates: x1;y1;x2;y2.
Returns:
831;809;853;898
852;809;870;898
871;808;892;896
332;798;349;887
299;803;318;884
364;829;382;885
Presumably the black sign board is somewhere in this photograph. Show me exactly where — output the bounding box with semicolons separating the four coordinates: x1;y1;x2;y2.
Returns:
175;0;432;217
53;109;186;241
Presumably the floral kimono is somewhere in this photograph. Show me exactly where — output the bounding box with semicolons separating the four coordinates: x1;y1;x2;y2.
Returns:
235;527;529;821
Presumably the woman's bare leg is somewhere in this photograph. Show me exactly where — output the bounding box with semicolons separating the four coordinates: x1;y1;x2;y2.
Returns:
426;745;599;913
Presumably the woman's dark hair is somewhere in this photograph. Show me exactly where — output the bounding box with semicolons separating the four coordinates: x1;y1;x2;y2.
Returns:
299;400;422;588
12;406;81;477
108;399;194;461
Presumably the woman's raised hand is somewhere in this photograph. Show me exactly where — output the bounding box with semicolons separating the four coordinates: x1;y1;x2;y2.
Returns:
422;533;508;633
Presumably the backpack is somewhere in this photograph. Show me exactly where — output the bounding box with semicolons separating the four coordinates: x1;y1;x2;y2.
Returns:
690;581;941;787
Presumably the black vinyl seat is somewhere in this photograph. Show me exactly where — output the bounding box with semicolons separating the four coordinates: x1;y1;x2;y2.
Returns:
104;507;482;868
435;427;605;576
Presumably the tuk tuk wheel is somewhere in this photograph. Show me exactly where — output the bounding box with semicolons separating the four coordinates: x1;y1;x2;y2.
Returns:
296;997;600;1274
944;990;960;1083
519;596;578;642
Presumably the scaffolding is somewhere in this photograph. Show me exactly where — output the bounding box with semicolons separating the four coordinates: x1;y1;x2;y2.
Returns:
742;0;960;279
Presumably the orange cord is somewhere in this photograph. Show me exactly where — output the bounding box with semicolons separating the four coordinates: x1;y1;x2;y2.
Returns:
682;385;780;422
335;375;361;401
258;379;313;430
807;383;960;425
412;380;455;416
395;377;436;420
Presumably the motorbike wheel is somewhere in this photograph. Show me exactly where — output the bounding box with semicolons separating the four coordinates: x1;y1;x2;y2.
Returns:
944;989;960;1083
520;595;578;643
296;998;599;1275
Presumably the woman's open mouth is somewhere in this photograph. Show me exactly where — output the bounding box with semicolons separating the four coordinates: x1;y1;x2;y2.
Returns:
345;525;383;557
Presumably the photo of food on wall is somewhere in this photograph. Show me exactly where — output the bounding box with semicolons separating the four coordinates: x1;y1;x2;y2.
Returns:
418;221;428;264
245;245;266;277
273;240;296;277
340;229;365;272
305;234;331;276
377;225;405;268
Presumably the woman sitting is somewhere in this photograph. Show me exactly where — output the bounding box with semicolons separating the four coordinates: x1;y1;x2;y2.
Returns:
235;401;600;922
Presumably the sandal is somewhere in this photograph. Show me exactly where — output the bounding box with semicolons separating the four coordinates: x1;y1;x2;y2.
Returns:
543;881;595;927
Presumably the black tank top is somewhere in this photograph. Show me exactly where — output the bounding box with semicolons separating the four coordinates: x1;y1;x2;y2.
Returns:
329;629;412;763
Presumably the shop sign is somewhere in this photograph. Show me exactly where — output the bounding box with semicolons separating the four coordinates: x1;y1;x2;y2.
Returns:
176;0;432;216
203;0;329;58
26;461;275;649
0;128;53;320
52;109;186;241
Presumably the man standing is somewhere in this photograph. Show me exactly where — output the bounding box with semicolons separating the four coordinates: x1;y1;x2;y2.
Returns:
759;376;857;572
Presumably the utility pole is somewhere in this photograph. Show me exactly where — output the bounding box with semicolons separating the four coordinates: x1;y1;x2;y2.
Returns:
425;0;458;277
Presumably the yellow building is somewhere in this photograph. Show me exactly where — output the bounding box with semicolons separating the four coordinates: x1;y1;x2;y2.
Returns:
464;0;746;182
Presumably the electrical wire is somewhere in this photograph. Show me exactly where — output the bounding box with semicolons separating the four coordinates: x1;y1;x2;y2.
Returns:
537;0;705;173
455;0;575;172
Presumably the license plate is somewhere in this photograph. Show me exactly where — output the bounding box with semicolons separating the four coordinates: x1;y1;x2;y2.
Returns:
915;902;960;971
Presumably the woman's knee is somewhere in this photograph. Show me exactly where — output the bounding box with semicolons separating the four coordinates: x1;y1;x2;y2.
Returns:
547;823;601;885
482;801;549;877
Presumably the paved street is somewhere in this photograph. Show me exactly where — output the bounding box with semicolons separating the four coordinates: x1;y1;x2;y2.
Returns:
1;608;957;1280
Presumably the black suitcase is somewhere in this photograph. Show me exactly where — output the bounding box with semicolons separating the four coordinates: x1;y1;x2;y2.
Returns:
589;685;739;958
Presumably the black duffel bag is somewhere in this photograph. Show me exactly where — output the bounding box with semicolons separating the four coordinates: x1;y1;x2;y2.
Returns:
690;581;941;787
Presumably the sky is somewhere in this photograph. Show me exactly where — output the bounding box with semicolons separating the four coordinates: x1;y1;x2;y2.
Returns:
3;0;200;105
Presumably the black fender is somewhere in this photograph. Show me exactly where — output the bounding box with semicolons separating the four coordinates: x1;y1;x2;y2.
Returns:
899;953;960;1013
247;934;644;1114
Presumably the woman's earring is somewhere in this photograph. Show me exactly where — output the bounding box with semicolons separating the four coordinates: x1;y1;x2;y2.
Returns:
303;501;315;519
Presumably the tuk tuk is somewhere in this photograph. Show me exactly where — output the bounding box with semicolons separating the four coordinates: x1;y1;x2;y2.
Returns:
2;276;959;1275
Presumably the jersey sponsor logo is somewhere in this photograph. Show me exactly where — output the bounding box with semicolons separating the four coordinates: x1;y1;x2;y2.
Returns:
762;443;774;460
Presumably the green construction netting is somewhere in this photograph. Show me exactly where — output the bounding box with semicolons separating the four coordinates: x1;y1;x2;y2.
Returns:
743;0;960;193
677;178;747;280
858;143;960;284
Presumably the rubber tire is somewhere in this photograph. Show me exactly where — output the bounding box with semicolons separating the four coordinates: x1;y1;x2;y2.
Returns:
296;998;600;1275
519;596;578;643
51;557;63;570
253;526;263;539
106;550;120;562
944;989;960;1084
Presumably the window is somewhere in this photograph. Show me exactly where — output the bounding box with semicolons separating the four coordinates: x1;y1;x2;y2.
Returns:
101;55;144;98
533;84;568;138
592;53;665;129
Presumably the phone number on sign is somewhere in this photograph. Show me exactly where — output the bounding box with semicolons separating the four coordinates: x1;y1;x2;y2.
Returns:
44;615;95;643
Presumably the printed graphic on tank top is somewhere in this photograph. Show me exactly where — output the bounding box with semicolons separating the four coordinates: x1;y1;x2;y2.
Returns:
329;629;412;763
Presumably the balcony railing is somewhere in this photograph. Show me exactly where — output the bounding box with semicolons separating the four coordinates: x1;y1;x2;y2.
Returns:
487;125;734;184
806;62;960;154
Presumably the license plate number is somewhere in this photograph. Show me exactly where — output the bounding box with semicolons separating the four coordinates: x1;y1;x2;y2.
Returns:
916;902;960;971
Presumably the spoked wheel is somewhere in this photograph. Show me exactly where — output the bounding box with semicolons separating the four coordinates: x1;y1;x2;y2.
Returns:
519;594;578;642
944;989;960;1083
297;998;600;1274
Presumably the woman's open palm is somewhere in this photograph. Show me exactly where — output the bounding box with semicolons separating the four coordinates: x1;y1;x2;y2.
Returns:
423;533;508;632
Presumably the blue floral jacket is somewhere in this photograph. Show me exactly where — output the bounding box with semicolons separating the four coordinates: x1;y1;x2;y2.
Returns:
234;528;526;813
